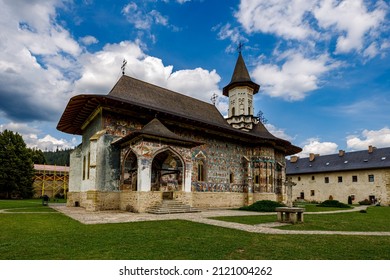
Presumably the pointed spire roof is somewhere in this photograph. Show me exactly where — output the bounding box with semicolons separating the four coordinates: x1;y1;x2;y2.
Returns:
223;52;260;96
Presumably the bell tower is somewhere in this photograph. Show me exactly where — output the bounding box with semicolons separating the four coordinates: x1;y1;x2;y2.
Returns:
223;51;260;131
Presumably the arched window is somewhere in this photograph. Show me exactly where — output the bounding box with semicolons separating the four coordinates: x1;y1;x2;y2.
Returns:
122;151;138;191
197;161;204;181
231;107;236;116
151;149;184;192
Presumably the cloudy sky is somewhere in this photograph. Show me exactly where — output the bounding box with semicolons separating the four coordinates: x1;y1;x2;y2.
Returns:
0;0;389;157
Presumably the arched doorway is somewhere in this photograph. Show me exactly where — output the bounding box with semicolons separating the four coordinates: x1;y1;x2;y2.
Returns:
121;150;138;191
151;149;184;194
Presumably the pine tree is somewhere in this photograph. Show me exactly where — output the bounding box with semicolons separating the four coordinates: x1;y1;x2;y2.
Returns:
0;130;35;198
29;148;46;164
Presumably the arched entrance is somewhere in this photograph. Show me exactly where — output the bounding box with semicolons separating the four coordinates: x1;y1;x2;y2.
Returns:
151;149;184;195
121;150;137;191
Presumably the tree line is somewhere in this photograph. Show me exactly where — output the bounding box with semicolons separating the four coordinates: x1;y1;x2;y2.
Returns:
0;130;73;199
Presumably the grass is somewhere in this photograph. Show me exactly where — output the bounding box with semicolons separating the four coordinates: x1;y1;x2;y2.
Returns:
1;200;390;260
213;206;390;232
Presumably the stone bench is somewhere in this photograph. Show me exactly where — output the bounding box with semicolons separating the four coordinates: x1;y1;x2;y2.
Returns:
275;207;305;224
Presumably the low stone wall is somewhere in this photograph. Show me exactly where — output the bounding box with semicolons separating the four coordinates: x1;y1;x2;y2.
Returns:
253;192;278;202
66;190;280;212
66;191;120;211
192;192;246;209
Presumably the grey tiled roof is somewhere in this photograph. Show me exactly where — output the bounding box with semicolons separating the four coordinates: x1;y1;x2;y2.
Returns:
286;147;390;175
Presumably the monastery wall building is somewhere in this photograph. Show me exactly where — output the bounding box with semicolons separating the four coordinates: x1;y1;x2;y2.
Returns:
286;146;390;205
57;53;301;212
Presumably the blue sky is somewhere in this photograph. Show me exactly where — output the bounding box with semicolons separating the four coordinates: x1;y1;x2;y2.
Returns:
0;0;389;157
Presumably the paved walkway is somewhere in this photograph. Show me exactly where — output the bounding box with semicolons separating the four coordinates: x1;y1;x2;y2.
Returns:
49;204;390;236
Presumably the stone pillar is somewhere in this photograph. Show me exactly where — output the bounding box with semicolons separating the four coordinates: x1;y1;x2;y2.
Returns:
184;162;193;192
137;157;151;192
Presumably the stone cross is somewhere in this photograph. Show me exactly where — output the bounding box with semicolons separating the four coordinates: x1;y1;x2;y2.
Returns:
285;177;296;208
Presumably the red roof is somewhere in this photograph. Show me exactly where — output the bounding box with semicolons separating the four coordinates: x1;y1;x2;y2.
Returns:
34;164;69;173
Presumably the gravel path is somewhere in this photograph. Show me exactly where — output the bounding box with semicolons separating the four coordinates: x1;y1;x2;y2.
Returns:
48;204;390;236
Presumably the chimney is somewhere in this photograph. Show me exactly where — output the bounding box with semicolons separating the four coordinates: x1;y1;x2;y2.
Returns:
338;150;345;157
368;145;376;153
290;156;299;163
309;153;316;162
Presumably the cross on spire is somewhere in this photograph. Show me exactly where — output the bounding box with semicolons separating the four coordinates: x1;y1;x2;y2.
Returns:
210;93;218;105
237;41;244;53
121;58;127;75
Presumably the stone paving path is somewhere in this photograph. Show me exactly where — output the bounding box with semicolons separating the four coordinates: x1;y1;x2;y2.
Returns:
48;204;390;236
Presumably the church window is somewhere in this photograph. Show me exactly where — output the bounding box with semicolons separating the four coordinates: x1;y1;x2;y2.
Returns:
231;107;235;116
197;161;205;181
255;175;259;184
82;156;86;180
229;172;234;183
87;152;90;179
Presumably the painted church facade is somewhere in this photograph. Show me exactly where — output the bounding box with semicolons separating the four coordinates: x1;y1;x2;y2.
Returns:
57;53;301;212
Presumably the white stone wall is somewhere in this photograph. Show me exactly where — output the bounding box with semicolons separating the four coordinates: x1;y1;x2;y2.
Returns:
289;169;390;205
69;146;82;192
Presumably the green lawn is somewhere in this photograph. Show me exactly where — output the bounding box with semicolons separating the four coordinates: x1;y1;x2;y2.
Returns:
1;200;390;260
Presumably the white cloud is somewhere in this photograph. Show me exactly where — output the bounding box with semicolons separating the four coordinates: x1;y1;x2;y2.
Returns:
236;0;317;40
265;123;294;142
167;68;221;102
74;40;221;103
236;0;388;57
0;121;77;151
0;0;80;121
79;35;99;46
297;138;338;157
346;127;390;151
314;0;387;54
122;2;169;30
252;53;339;100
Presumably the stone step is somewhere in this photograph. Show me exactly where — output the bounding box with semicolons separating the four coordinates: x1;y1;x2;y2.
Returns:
147;200;201;214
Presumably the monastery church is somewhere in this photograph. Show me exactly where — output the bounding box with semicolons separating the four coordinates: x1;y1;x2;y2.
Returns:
57;53;301;212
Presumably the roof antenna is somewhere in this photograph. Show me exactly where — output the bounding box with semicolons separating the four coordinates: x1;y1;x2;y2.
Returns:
121;58;127;75
210;93;218;105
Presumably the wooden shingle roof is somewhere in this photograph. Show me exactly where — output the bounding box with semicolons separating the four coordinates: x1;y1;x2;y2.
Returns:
112;118;202;147
57;75;301;155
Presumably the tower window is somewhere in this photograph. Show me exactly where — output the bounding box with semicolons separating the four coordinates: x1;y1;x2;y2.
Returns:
231;107;235;116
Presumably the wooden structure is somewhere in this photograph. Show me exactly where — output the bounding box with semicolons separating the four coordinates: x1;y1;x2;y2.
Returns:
33;164;69;198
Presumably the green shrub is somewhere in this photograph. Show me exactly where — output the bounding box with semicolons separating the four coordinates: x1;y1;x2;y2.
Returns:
358;199;372;205
317;200;351;208
239;200;285;212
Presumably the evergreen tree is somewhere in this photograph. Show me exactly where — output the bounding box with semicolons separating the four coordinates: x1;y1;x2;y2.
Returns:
0;130;35;198
28;148;46;164
43;149;72;166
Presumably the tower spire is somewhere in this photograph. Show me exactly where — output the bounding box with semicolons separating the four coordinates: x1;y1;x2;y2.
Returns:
223;51;261;131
